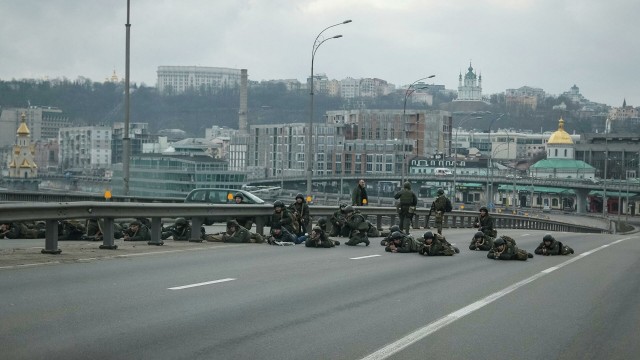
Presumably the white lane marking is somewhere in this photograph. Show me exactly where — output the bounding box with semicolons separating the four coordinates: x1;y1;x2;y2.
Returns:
520;234;531;237
350;255;381;260
360;237;634;360
169;278;236;290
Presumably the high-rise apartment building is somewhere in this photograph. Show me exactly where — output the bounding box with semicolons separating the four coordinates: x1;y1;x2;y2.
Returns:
157;66;242;94
58;126;112;172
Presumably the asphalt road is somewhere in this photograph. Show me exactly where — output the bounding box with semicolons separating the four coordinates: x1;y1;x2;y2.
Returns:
1;228;638;360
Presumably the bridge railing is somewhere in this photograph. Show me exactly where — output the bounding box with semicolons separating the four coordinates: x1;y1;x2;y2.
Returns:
0;201;607;255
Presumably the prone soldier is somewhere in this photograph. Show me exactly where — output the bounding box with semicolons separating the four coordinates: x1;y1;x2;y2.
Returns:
419;231;459;256
469;231;494;251
123;220;151;242
487;236;534;260
385;231;423;253
305;226;340;248
534;233;574;256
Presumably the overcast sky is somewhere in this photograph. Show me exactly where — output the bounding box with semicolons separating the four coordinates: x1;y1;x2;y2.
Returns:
1;0;638;107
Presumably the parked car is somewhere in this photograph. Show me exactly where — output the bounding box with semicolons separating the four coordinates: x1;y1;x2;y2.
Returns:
542;205;551;213
185;188;267;225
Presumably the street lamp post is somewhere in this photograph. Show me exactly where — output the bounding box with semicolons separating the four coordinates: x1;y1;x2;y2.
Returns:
307;20;352;197
452;116;481;206
484;114;504;206
401;76;435;185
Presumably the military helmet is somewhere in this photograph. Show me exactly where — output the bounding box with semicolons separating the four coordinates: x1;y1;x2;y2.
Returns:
312;226;322;233
130;220;141;226
343;205;354;213
339;203;347;209
437;189;444;195
296;193;304;200
474;231;484;238
479;206;488;212
423;231;434;239
391;231;404;240
317;217;327;226
273;200;285;208
390;225;401;233
494;237;506;247
226;219;239;228
403;181;411;189
543;233;555;242
234;192;244;200
175;217;188;226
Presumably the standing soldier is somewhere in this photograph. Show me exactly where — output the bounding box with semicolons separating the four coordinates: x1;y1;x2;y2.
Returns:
289;193;311;236
428;189;450;235
487;236;534;260
351;179;369;206
305;226;340;248
534;233;574;256
419;231;459;256
394;181;418;234
469;231;494;251
474;206;497;238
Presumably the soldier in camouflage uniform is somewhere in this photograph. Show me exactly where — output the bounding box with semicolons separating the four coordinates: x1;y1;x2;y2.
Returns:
394;181;418;234
233;192;254;230
123;220;151;242
1;222;45;239
385;231;423;253
474;206;497;238
487;236;534;260
266;223;297;245
534;233;574;256
380;225;401;246
161;217;194;241
429;189;449;235
58;220;86;240
420;231;459;256
305;226;340;248
329;204;349;237
289;193;311;236
469;231;494;251
269;200;297;235
343;206;371;246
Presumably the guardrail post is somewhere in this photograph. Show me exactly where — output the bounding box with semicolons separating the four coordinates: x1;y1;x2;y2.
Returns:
99;218;117;250
147;217;164;246
255;216;266;235
190;217;204;242
41;219;61;254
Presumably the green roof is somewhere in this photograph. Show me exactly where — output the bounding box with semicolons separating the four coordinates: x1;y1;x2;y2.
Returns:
589;190;637;197
456;183;484;189
531;159;595;169
497;185;575;194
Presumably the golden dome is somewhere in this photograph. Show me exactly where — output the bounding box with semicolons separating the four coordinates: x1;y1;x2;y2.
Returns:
547;118;573;145
17;113;30;136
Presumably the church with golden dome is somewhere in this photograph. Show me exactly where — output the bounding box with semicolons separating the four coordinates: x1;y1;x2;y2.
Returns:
5;113;40;190
529;118;596;179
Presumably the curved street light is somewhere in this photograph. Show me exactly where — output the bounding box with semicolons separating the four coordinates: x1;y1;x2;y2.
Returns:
401;75;435;185
484;113;505;206
451;115;482;206
307;20;352;196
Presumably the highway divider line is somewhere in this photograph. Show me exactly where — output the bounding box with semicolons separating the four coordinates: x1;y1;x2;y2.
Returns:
360;236;634;360
168;278;236;290
350;255;381;260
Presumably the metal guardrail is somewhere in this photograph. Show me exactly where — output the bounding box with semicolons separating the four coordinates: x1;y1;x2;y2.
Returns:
0;201;606;255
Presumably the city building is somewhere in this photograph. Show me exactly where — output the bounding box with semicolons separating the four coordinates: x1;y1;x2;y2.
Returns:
156;66;242;94
505;86;545;110
110;154;246;198
455;63;482;101
111;122;154;164
0;106;70;148
58;126;112;174
529;118;595;180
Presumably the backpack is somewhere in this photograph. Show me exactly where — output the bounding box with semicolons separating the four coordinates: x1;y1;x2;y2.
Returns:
444;198;453;212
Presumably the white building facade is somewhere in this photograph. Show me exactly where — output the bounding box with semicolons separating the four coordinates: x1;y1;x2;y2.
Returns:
59;126;112;171
157;66;242;94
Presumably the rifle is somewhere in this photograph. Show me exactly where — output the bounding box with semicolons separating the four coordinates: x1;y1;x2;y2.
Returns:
425;202;435;228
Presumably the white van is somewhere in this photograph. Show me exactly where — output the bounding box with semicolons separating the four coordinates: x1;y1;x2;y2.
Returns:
434;168;453;176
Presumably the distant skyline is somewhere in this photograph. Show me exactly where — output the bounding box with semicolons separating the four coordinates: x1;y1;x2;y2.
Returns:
0;0;638;107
